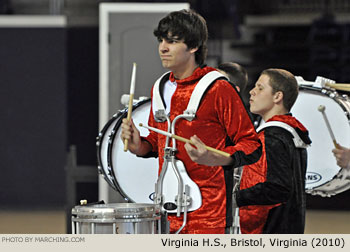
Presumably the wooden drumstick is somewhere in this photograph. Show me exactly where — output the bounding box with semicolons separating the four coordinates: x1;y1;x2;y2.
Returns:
139;123;231;157
325;82;350;92
318;105;340;149
124;63;137;152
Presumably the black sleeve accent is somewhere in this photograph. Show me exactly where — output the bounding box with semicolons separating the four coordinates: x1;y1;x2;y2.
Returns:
136;139;158;158
222;135;262;170
224;168;234;227
230;142;262;168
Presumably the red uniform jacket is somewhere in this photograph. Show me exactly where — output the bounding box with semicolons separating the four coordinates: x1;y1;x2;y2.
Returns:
142;66;261;233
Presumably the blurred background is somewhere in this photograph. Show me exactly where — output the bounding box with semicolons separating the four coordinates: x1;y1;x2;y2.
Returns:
1;0;350;234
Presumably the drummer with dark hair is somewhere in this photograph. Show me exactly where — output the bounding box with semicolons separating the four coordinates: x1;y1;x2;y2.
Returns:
234;68;311;234
120;9;261;234
217;62;248;102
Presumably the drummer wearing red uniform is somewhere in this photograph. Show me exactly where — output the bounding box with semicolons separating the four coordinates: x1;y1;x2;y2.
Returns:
234;69;311;234
121;9;261;234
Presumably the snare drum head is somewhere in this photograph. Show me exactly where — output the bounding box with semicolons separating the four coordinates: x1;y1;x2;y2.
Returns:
291;88;350;191
108;100;159;203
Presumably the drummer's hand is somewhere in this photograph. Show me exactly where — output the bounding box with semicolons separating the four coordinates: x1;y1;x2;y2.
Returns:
121;118;141;154
184;135;233;166
332;144;350;170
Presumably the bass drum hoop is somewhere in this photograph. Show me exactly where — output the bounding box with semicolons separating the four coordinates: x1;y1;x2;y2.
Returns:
96;110;125;190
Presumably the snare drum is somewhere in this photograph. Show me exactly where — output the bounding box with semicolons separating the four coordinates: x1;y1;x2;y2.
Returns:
291;86;350;196
71;203;161;234
96;99;158;203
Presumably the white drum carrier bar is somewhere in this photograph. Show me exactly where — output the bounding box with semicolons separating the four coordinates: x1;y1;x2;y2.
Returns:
152;71;227;234
256;121;310;149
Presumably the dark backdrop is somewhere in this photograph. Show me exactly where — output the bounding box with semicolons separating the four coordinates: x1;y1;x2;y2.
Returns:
0;26;99;209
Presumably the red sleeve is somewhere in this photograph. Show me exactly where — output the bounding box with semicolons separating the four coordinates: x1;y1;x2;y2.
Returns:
215;80;261;167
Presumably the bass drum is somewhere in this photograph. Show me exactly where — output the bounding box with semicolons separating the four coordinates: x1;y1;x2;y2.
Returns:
291;86;350;197
96;99;158;203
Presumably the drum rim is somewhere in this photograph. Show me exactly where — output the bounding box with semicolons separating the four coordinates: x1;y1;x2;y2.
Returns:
306;175;338;191
96;110;125;190
71;202;161;219
299;85;350;121
71;216;161;223
106;98;152;201
306;168;350;196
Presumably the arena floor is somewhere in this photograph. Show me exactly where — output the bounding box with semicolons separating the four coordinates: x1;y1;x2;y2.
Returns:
0;209;349;234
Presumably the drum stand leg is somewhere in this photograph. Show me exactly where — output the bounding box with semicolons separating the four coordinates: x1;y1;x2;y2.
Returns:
175;185;190;234
170;155;184;218
230;168;242;234
76;222;81;234
91;222;96;234
231;207;240;234
71;221;76;234
134;222;138;234
155;158;168;234
113;223;117;234
160;211;169;234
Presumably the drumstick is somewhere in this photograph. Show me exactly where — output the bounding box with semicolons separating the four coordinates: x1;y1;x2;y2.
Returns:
139;123;231;157
325;83;350;92
124;63;137;152
318;105;340;149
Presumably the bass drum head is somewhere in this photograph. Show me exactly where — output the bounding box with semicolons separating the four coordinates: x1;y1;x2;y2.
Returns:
291;87;350;195
108;99;159;203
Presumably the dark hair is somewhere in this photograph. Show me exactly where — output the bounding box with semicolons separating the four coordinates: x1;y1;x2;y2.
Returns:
261;68;299;111
218;62;248;92
153;9;208;65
